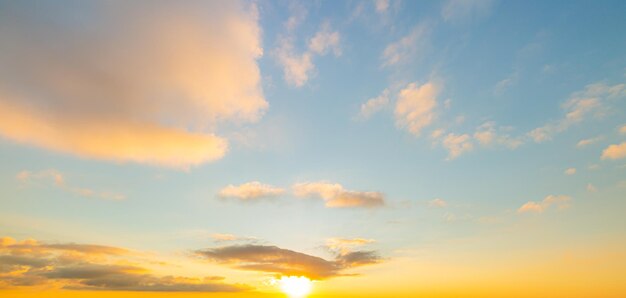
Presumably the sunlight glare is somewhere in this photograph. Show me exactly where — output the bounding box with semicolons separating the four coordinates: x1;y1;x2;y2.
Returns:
276;276;313;298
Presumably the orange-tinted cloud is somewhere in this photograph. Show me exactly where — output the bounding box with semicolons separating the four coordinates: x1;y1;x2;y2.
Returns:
292;182;385;208
197;244;381;280
0;237;248;292
0;1;265;169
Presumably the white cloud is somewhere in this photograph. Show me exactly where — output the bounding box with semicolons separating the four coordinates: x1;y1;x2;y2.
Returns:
428;198;447;208
0;1;266;169
218;181;285;201
564;168;576;175
358;89;390;119
518;195;571;214
382;24;429;67
275;38;314;87
442;0;495;23
442;133;473;160
395;82;438;136
17;169;124;200
292;182;385;208
493;72;518;95
601;142;626;160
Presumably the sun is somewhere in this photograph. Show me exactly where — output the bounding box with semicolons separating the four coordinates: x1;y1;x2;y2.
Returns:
276;276;313;298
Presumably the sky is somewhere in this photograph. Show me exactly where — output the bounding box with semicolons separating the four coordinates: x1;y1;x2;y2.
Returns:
0;0;625;297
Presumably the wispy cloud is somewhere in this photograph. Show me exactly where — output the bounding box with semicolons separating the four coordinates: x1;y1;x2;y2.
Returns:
17;170;125;201
218;181;285;201
357;89;390;120
441;0;495;24
564;168;577;175
275;21;341;87
577;136;603;148
382;24;430;67
428;198;447;208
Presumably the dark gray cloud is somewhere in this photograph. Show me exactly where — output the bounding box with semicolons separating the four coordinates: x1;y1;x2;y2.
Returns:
196;244;382;280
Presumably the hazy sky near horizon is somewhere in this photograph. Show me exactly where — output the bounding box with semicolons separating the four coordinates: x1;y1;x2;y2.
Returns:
1;0;625;297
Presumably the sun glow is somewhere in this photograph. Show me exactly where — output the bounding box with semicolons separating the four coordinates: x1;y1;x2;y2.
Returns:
275;276;313;298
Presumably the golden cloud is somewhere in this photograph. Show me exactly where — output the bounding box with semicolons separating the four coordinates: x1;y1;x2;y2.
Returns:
0;1;266;169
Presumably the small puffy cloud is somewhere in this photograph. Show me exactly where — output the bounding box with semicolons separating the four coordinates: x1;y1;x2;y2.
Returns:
442;0;495;23
308;23;341;56
428;198;447;208
576;136;602;148
528;82;625;143
357;89;390;120
196;244;381;280
442;133;473;160
375;0;390;13
292;182;385;209
0;237;248;292
382;24;430;67
601;142;626;160
218;181;285;201
518;195;571;214
0;1;267;169
474;122;523;149
564;168;577;175
620;125;626;134
17;169;125;201
394;82;438;136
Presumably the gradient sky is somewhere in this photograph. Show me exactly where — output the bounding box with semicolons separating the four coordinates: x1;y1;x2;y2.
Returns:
1;0;626;297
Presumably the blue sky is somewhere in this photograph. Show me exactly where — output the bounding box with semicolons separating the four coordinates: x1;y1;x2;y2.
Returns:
0;0;625;297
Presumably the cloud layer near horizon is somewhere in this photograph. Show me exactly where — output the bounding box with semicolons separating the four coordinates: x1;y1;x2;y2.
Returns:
197;244;381;280
0;237;248;292
0;1;266;169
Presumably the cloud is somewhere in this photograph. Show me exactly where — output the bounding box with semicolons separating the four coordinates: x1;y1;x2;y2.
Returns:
577;136;602;148
292;182;385;208
275;22;341;87
375;0;390;13
442;133;473;160
442;0;495;23
394;82;438;136
17;170;125;201
196;244;381;280
601;142;626;160
474;122;523;149
428;198;447;208
620;125;626;134
325;238;375;255
528;82;625;143
587;183;597;192
382;24;430;67
308;23;341;56
518;195;571;214
564;168;577;175
0;1;266;169
493;72;518;95
218;181;285;201
357;89;390;120
0;237;247;292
